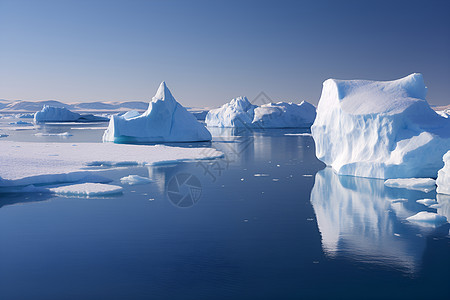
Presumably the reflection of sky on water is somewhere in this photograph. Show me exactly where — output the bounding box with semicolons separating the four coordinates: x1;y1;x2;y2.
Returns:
311;168;449;274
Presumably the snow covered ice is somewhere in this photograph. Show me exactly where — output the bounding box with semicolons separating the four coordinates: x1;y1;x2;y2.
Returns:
206;96;316;128
103;82;212;143
436;150;450;195
311;73;450;179
0;141;223;187
50;183;123;197
34;105;108;123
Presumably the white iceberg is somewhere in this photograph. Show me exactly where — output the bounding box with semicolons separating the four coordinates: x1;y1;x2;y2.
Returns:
103;82;211;143
311;73;450;179
384;178;436;192
50;183;123;197
34;105;109;123
406;211;447;226
436;150;450;195
120;175;152;185
206;96;316;128
0;141;223;187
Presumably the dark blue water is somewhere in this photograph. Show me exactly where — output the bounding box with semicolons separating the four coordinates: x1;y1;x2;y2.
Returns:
0;123;449;299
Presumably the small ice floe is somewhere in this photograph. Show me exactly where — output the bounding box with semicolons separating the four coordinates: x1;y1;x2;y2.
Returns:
50;183;123;197
406;211;448;227
394;233;401;237
120;175;152;185
384;178;436;192
391;198;408;203
35;132;73;137
284;133;312;136
272;178;279;182
302;174;313;177
254;173;269;177
429;204;441;209
416;199;438;207
240;178;245;181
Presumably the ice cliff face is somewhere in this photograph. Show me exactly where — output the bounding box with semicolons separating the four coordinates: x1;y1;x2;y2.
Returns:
206;97;316;128
437;151;450;195
311;73;450;179
103;82;212;143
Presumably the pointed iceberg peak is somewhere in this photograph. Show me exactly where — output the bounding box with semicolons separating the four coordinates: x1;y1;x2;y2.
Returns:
152;81;176;103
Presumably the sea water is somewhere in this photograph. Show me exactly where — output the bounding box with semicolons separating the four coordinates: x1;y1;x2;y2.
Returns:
0;121;449;299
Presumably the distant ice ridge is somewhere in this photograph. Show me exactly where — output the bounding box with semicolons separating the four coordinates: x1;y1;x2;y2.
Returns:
103;82;212;143
34;105;109;123
206;96;316;128
436;150;450;195
0;141;223;187
311;73;450;179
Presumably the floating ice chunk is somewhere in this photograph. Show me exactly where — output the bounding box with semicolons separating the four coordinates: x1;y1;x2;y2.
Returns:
120;175;152;185
311;73;450;179
391;198;408;203
103;82;211;143
254;173;269;177
0;141;223;187
34;105;108;123
206;97;316;128
406;211;447;226
50;183;123;197
416;199;438;206
35;132;73;137
436;151;450;195
384;178;436;192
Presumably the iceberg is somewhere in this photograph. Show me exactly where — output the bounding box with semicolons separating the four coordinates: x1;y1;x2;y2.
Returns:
34;105;109;123
436;150;450;195
311;73;450;179
206;96;316;128
416;199;438;206
50;183;123;197
103;82;212;143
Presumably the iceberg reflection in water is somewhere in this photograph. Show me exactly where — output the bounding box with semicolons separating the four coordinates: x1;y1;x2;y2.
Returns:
310;168;449;274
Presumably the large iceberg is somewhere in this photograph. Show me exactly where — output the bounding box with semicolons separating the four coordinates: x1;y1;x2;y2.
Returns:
436;150;450;195
34;105;108;123
205;96;316;128
103;82;212;143
311;73;450;179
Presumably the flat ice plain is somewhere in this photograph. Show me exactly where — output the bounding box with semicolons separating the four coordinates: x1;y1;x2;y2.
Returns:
0;141;223;187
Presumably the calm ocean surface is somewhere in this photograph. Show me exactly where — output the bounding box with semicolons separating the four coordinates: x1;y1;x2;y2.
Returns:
0;121;449;299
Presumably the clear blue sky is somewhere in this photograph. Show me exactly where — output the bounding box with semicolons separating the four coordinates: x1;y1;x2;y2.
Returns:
1;0;449;107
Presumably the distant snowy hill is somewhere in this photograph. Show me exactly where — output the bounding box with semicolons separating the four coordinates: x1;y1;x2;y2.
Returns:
0;100;149;112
